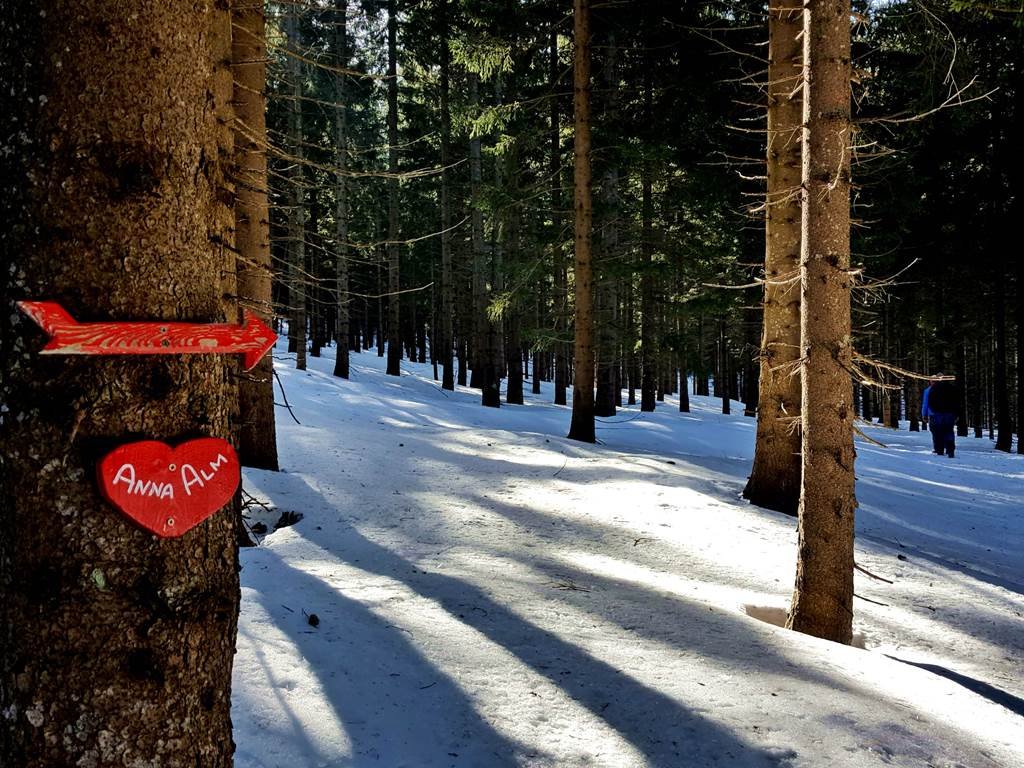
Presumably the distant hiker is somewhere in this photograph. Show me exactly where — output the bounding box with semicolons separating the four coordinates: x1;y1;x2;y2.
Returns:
922;374;960;457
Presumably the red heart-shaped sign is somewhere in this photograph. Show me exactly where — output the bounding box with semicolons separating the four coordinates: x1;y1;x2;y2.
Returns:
97;438;240;538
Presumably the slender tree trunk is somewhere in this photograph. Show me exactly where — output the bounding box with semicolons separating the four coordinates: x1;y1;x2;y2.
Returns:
720;318;731;415
678;317;691;413
594;282;616;416
551;30;568;406
1;3;239;763
626;252;637;406
333;0;351;379
376;235;385;358
481;77;504;409
456;234;470;386
234;1;279;470
743;307;760;417
307;197;323;359
439;0;454;390
656;302;667;403
988;329;995;438
696;315;709;396
973;339;983;437
416;308;427;363
506;184;524;405
787;0;857;645
385;0;401;376
639;21;657;414
286;6;307;371
744;0;802;515
908;366;920;432
1013;44;1024;453
469;72;487;391
532;292;543;395
568;0;595;442
956;339;969;437
994;277;1012;451
595;32;619;419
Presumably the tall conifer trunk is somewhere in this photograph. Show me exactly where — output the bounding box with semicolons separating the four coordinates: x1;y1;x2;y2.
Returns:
787;0;857;645
994;278;1012;452
744;0;802;515
639;19;657;414
1;3;239;763
1011;42;1023;454
469;72;487;391
720;318;731;415
595;31;619;419
481;78;504;409
286;6;307;371
551;30;569;406
333;0;351;379
439;0;454;391
506;198;525;406
568;0;595;442
385;0;402;376
234;0;279;469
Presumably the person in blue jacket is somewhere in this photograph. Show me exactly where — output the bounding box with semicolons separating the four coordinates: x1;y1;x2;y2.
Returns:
922;374;960;457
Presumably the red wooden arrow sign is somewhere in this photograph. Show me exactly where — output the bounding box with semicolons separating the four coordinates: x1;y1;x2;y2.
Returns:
17;301;276;371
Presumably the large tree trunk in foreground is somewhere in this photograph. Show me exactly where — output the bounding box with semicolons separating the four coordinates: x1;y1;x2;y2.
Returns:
1;3;240;764
744;0;802;515
386;0;402;377
786;0;857;645
568;0;595;443
234;1;279;469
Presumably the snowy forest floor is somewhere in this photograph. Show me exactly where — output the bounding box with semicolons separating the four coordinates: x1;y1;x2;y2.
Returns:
233;346;1024;768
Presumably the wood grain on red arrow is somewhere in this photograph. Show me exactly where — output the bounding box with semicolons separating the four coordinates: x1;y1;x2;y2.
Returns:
17;301;276;371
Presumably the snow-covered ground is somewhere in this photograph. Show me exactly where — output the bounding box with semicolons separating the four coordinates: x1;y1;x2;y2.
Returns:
233;346;1024;768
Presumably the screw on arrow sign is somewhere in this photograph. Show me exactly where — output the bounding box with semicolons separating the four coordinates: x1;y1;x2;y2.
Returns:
17;301;276;372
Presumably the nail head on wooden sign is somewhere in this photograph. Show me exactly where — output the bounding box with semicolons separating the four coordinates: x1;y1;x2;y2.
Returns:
17;301;275;371
97;438;241;538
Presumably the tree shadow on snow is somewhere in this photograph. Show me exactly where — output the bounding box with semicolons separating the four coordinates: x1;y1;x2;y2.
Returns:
885;655;1024;718
242;547;536;767
244;472;798;768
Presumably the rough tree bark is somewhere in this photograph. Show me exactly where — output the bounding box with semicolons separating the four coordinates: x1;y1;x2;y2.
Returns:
234;0;279;469
568;0;595;442
744;0;802;516
386;0;402;377
1;3;240;764
786;0;857;645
